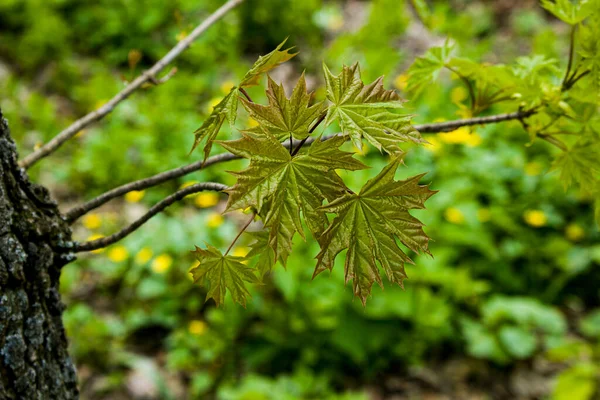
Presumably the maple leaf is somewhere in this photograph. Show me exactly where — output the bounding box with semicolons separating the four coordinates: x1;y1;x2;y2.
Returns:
218;131;367;263
323;62;423;155
314;158;436;305
245;230;278;277
540;0;596;25
191;244;259;307
404;42;454;95
191;88;239;160
241;74;326;140
239;38;298;87
552;138;600;192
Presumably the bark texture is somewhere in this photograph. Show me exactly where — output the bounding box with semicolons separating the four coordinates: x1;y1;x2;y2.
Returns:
0;110;78;399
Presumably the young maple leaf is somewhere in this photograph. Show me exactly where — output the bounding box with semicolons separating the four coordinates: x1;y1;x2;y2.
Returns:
323;62;424;155
239;38;298;87
191;88;239;160
191;244;259;307
218;131;367;264
314;158;436;305
241;74;326;140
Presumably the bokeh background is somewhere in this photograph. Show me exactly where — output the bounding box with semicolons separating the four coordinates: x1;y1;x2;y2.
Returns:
1;0;600;399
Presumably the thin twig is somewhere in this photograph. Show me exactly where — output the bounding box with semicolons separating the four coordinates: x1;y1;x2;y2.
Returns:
18;0;245;169
239;87;254;103
224;214;255;256
64;152;240;222
445;65;477;111
537;133;568;151
413;109;536;133
65;182;228;252
562;25;576;90
291;112;327;156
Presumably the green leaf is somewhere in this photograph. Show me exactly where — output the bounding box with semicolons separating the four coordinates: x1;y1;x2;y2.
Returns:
404;42;454;95
241;74;326;140
552;138;600;192
315;158;436;305
498;325;537;359
323;63;423;155
541;0;596;25
218;131;367;264
239;38;298;87
245;230;277;277
191;88;239;160
553;363;598;400
191;244;259;307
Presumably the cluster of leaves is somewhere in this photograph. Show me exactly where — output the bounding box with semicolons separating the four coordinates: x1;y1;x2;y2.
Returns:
405;0;600;222
191;40;435;306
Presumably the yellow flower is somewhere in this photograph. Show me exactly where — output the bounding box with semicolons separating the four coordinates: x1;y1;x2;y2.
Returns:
445;207;465;224
75;129;86;139
565;223;585;242
423;136;442;153
87;234;105;254
524;210;547;227
108;245;129;262
82;213;102;230
206;212;224;228
439;127;482;147
220;80;235;94
477;208;491;222
179;180;199;190
248;117;259;128
352;143;369;156
125;190;145;203
195;192;219;208
206;97;222;113
188;320;207;336
393;74;409;91
151;254;173;273
176;31;187;41
33;142;43;151
451;86;468;105
525;161;543;176
135;247;153;264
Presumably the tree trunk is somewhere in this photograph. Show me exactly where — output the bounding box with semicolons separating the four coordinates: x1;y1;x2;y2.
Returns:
0;110;79;399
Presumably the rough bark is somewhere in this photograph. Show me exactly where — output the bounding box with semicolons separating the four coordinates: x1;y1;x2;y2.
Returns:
0;110;78;399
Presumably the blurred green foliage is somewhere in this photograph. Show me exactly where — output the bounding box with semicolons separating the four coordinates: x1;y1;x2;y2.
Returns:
1;0;600;399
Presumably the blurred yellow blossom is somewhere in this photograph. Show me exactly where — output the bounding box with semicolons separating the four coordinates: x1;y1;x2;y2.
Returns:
179;180;199;190
176;31;187;41
352;143;369;156
206;212;224;228
456;106;474;119
451;86;468;105
220;80;236;94
445;207;465;224
75;129;86;139
477;208;491;222
248;118;259;128
82;213;102;230
33;142;43;151
525;161;543;176
188;320;207;335
206;97;222;113
152;254;173;273
423;136;442;153
393;74;409;91
439;127;482;147
87;234;105;254
565;223;585;241
135;247;153;264
195;192;219;208
108;245;129;262
125;190;145;203
524;210;547;227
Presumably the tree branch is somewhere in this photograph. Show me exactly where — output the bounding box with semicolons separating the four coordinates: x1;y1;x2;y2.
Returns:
413;109;536;133
18;0;245;170
64;182;228;253
64;152;240;222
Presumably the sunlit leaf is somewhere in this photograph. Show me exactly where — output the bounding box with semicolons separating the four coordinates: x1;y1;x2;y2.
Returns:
323;62;423;155
315;158;436;305
239;38;297;87
241;74;326;140
541;0;596;25
219;131;367;263
405;41;454;95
